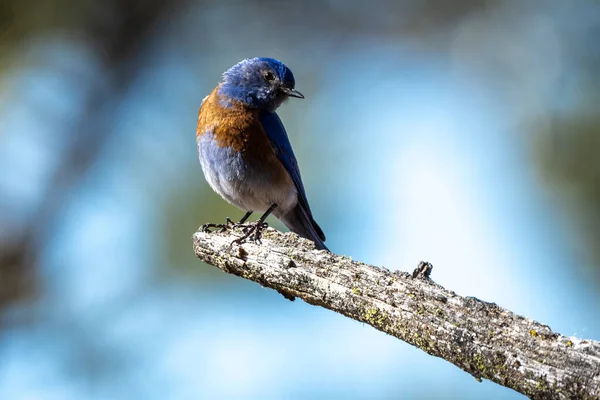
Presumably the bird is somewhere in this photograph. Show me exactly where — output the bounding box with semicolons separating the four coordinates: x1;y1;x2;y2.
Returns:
196;57;328;251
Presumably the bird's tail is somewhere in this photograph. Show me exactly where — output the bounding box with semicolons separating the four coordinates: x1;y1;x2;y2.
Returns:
279;204;328;251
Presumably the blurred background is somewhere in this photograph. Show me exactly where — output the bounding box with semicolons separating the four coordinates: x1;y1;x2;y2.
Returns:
1;0;599;398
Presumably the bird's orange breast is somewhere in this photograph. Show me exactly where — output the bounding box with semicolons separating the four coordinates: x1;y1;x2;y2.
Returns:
196;87;263;152
196;86;291;186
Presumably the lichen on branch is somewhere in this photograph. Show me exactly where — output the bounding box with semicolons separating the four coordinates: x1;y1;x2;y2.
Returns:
193;227;600;400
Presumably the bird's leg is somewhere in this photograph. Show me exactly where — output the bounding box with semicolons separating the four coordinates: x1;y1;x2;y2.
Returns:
233;204;277;246
201;211;254;233
236;211;255;233
250;204;276;241
219;211;254;232
238;211;253;225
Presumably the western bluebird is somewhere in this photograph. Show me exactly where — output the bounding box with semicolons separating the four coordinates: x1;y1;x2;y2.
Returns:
196;57;328;251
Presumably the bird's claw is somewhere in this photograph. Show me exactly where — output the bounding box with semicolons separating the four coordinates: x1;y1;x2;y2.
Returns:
201;217;238;233
201;218;268;247
232;221;269;246
218;217;238;233
201;223;220;233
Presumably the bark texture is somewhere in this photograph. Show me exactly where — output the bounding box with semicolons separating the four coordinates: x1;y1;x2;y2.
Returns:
192;228;600;400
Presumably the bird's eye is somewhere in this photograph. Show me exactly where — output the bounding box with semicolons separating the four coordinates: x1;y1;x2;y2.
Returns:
264;71;275;81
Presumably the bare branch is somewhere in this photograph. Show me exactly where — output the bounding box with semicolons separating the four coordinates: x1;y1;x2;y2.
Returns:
193;228;600;400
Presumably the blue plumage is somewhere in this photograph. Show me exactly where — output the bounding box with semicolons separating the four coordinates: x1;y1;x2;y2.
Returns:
259;110;326;242
196;57;327;250
219;58;302;111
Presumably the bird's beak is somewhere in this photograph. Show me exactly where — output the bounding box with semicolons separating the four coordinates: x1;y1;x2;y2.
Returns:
280;87;304;99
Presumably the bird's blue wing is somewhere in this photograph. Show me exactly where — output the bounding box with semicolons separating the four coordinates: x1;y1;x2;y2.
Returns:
259;110;310;214
259;110;325;241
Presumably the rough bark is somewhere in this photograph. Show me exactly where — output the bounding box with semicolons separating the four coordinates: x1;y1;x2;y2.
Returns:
192;228;600;400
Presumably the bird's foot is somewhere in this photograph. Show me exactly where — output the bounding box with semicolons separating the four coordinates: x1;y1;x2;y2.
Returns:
201;217;238;233
237;222;258;235
232;221;269;246
201;223;219;233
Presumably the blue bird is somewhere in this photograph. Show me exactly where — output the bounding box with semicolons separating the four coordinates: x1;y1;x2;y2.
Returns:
196;57;328;251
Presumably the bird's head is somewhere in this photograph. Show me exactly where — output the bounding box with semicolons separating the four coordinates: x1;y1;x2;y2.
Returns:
219;57;304;112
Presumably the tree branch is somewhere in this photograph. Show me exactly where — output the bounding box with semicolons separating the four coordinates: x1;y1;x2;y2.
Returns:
192;228;600;399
